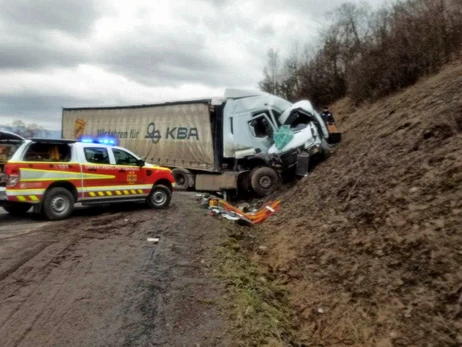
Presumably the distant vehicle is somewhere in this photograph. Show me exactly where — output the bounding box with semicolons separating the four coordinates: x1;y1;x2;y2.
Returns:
0;132;175;220
62;89;340;198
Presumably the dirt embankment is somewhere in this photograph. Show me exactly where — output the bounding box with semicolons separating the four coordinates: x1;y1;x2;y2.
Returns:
251;62;462;346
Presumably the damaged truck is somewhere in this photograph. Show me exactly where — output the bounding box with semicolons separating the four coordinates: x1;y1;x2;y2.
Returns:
61;89;339;197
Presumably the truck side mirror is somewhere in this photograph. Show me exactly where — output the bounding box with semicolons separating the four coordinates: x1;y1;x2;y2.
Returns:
137;159;145;167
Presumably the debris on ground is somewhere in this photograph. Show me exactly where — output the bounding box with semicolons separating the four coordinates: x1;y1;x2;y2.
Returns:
197;194;281;226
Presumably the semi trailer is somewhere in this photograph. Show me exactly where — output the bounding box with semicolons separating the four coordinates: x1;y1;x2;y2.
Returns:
62;89;336;197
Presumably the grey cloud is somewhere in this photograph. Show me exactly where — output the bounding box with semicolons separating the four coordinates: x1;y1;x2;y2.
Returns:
95;30;249;87
0;92;133;128
0;0;376;130
0;0;97;71
0;0;104;36
0;36;88;70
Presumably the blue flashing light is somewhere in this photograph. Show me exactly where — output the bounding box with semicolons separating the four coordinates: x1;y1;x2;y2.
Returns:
97;137;117;146
79;136;117;146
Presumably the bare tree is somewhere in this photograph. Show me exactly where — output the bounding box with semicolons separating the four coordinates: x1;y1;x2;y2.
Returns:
5;120;49;138
259;0;462;106
259;48;283;96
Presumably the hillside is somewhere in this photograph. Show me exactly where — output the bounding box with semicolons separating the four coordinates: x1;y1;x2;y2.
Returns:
254;62;462;346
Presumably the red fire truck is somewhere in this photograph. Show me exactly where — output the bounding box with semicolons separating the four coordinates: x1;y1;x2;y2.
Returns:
0;131;175;220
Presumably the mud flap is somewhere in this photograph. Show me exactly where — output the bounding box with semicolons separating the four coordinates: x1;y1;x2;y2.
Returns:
296;153;310;176
32;202;42;214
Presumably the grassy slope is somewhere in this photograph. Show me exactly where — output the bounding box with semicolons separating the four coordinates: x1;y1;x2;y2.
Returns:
249;61;462;346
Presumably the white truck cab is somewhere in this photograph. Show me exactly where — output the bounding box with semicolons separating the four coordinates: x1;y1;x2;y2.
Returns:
221;89;329;158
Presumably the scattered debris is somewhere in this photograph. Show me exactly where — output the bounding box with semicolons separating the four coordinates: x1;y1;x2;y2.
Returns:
198;194;281;226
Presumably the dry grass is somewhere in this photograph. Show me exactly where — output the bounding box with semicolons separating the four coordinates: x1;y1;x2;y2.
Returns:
213;227;298;346
251;61;462;346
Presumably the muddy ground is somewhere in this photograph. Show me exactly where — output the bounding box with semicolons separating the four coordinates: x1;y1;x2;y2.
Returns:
0;193;233;347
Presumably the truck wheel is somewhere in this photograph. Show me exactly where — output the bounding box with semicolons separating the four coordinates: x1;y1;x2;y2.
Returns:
250;167;280;197
42;187;75;221
3;203;32;216
172;168;190;191
147;185;172;209
321;137;331;159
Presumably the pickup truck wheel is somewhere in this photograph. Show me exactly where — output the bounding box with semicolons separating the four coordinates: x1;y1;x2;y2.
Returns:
3;203;32;216
147;184;172;209
42;187;75;221
172;168;190;191
250;167;280;197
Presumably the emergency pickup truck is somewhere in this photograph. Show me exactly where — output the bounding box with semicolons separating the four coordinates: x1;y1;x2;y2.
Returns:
0;131;175;220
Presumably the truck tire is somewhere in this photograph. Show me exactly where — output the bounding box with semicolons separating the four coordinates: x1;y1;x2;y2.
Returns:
172;168;190;191
3;203;32;216
250;167;280;197
42;187;75;221
147;184;172;209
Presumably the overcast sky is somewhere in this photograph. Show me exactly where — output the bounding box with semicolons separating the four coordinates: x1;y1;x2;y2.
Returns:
0;0;379;130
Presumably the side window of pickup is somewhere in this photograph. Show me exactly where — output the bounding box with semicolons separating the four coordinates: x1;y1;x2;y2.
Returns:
84;147;110;164
112;148;138;166
23;143;71;162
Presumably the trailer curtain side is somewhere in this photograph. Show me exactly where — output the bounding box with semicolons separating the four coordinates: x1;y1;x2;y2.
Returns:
62;102;215;171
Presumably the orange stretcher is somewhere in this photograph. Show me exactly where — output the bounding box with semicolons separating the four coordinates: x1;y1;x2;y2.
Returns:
209;198;281;225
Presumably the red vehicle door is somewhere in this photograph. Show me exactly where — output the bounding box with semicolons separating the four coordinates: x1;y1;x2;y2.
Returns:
110;147;152;198
79;146;119;200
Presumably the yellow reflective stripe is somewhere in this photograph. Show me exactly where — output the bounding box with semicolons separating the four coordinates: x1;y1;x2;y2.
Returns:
29;195;39;201
78;185;153;192
17;196;27;202
85;190;149;197
8;161;79;165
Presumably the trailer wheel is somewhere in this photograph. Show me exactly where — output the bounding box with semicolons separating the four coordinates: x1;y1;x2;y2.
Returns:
147;184;172;209
250;167;280;197
172;168;190;191
42;187;75;221
3;203;32;216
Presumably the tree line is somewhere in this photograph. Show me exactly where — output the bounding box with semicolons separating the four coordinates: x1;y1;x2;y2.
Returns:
259;0;462;107
1;120;49;138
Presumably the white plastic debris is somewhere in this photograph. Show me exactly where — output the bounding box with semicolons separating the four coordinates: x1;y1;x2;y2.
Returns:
147;237;160;243
317;308;325;314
